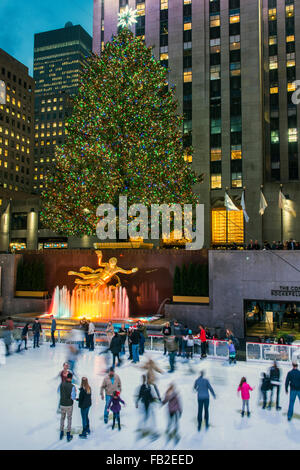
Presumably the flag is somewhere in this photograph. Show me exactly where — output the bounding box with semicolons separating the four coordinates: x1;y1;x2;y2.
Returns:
259;190;268;216
241;191;249;223
225;192;239;211
279;190;296;217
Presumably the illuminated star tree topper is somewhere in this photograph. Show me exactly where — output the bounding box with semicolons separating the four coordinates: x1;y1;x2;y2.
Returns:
117;6;138;28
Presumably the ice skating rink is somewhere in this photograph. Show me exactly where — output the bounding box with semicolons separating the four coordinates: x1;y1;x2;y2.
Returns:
0;344;299;450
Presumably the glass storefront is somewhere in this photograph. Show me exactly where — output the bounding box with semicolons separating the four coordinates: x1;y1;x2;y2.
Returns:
245;299;300;340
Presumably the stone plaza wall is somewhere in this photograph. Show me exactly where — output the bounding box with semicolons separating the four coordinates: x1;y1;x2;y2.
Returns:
165;250;300;338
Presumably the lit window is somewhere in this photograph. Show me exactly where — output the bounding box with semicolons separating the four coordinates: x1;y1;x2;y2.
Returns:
211;149;222;161
160;53;168;61
287;82;296;92
160;0;168;10
211;174;222;189
184;71;192;83
210;15;220;27
231;150;242;160
286;35;295;43
268;8;276;20
269;57;278;70
288;128;298;142
184;23;192;31
271;130;279;144
230;14;240;24
286;5;294;17
270;86;278;94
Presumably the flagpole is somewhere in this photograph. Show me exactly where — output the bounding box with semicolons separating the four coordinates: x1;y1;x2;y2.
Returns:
261;185;264;244
243;186;246;247
280;184;283;243
225;188;228;248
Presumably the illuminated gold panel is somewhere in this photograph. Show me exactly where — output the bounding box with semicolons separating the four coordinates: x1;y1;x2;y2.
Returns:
212;209;244;244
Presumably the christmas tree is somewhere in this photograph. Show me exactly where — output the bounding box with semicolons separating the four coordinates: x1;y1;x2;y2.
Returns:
41;26;201;236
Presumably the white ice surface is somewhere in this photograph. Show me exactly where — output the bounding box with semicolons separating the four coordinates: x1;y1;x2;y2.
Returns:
0;344;299;450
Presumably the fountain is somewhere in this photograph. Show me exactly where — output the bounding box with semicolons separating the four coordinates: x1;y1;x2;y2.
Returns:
46;251;137;322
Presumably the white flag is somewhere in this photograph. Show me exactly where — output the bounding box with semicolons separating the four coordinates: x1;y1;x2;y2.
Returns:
225;192;239;211
241;191;249;223
279;190;296;217
259;190;268;216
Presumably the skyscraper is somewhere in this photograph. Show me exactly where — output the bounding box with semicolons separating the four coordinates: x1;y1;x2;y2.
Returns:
33;22;92;194
93;0;300;247
0;49;35;194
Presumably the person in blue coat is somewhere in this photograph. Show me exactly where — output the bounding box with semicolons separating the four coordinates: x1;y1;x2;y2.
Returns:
194;371;216;431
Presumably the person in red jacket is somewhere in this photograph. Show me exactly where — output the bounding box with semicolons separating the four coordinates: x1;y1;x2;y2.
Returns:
199;325;207;359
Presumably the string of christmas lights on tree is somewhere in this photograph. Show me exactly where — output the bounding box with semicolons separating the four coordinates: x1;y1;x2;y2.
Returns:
40;27;201;236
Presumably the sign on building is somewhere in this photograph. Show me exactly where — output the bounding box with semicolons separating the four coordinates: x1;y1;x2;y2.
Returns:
0;80;6;104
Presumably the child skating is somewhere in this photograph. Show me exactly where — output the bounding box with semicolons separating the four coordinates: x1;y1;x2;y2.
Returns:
237;377;254;417
107;390;125;431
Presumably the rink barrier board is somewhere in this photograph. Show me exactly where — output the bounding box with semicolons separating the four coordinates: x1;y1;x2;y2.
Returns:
2;326;300;363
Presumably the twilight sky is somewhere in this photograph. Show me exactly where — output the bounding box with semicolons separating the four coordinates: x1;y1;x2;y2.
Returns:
0;0;93;75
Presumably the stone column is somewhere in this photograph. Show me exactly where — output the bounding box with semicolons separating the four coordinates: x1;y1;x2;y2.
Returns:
0;205;10;252
27;210;38;251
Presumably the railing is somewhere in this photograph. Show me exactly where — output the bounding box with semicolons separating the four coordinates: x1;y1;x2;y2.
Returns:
246;341;300;363
0;326;229;360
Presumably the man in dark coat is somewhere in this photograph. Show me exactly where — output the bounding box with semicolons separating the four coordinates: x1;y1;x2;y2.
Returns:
194;371;216;431
50;315;57;348
110;332;122;368
285;362;300;421
32;318;42;348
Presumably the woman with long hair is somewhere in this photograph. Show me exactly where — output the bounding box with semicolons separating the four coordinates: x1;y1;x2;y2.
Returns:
78;377;92;438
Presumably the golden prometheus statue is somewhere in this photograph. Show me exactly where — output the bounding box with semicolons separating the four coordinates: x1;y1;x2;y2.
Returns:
68;250;138;292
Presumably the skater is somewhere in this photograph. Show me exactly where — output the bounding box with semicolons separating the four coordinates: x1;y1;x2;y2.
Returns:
32;318;42;348
0;338;5;366
2;326;12;356
77;377;92;438
184;330;194;360
237;377;254;417
106;321;114;346
110;331;122;368
107;390;125;431
260;373;271;409
135;375;159;440
57;362;71;412
13;327;22;353
194;371;216;431
21;323;29;350
166;335;178;373
59;372;76;442
79;320;86;349
67;330;81;378
5;317;14;331
88;320;95;351
227;339;236;365
137;320;148;356
82;319;89;349
140;357;163;400
199;325;207;359
50;315;56;348
131;326;141;364
100;367;122;424
268;361;282;410
118;323;127;356
285;361;300;421
162;322;172;355
173;321;183;356
127;327;134;360
181;324;189;358
162;383;182;444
